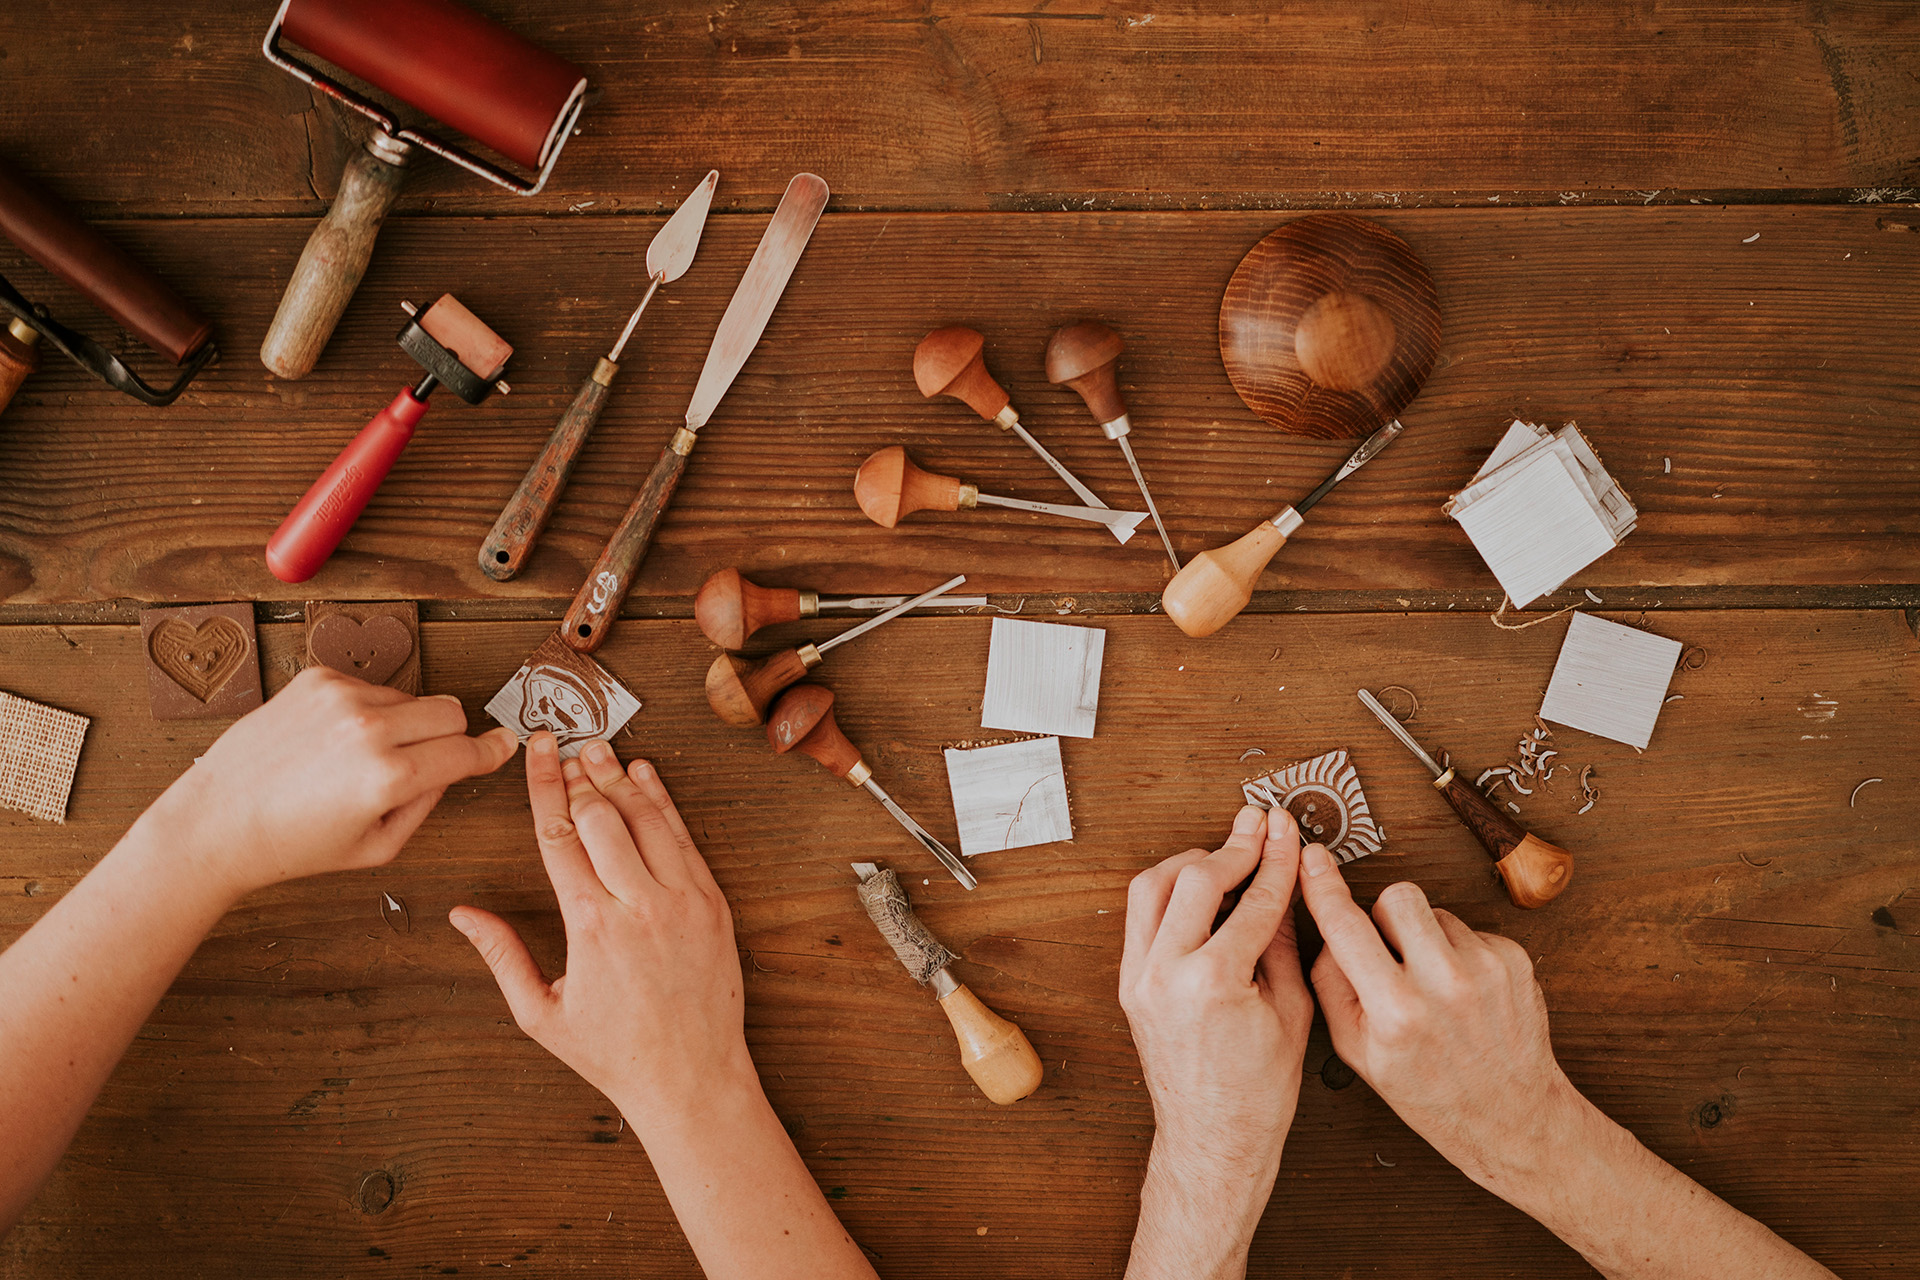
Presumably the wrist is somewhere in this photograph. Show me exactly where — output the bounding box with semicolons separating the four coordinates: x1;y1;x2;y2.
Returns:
1467;1075;1622;1217
610;1041;765;1143
1127;1126;1281;1280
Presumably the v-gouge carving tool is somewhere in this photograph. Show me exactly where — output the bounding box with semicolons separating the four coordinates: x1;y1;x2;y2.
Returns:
695;567;987;649
480;170;718;581
1358;688;1573;908
1045;320;1180;573
851;861;1043;1102
854;446;1147;543
1161;418;1404;637
563;172;830;654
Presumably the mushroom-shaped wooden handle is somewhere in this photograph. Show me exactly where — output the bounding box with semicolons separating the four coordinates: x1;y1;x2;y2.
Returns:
854;445;970;527
766;683;864;779
695;568;805;650
937;981;1045;1104
1434;772;1574;908
912;326;1011;421
1044;320;1128;425
706;648;816;726
1159;519;1292;637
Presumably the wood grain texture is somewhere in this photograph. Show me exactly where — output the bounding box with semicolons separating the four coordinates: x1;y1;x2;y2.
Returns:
1;2;1916;215
0;208;1911;607
0;609;1910;1278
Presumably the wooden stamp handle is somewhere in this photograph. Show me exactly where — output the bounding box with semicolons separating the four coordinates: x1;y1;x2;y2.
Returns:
266;387;428;583
937;980;1044;1104
563;435;692;653
479;365;614;581
261;142;411;381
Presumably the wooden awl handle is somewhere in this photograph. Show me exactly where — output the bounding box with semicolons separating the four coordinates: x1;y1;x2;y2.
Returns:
562;433;693;653
935;975;1044;1104
1160;509;1300;637
266;386;428;583
480;360;615;581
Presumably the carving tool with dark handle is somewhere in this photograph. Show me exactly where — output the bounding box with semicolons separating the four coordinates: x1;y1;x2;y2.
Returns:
480;170;719;581
1357;688;1574;908
562;173;830;654
1161;418;1404;637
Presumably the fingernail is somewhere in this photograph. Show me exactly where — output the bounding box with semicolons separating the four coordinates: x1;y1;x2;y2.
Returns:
433;693;464;707
447;911;472;937
1233;804;1265;835
584;740;614;765
560;758;583;780
1303;843;1333;877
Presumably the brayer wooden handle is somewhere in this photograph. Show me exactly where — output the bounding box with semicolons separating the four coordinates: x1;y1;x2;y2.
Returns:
480;361;615;581
262;142;411;381
563;434;693;653
266;387;429;583
1160;515;1294;637
938;981;1044;1104
1434;771;1574;908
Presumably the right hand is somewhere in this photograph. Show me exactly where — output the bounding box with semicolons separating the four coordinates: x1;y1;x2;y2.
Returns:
1297;843;1588;1187
450;733;755;1135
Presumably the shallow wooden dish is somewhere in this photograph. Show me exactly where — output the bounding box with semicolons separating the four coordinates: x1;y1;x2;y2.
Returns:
1218;213;1441;438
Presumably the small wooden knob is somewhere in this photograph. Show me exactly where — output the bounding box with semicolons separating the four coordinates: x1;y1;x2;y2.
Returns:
1160;520;1291;637
1044;320;1128;424
766;683;865;779
912;326;1011;421
705;647;817;725
695;568;804;650
937;982;1044;1104
1293;291;1397;391
1494;833;1575;909
0;318;39;417
854;445;969;527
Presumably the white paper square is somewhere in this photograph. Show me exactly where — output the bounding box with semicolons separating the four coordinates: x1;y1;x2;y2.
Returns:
1539;613;1684;749
944;737;1072;856
486;633;643;760
1451;449;1622;606
980;617;1105;739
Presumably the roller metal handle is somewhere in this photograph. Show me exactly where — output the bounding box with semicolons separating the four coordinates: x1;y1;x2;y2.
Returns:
479;361;615;581
266;386;428;583
933;973;1043;1104
563;433;693;652
262;140;411;380
1432;770;1574;909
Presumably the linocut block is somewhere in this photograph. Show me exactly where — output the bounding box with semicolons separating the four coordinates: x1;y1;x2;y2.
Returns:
139;603;263;721
1242;748;1382;864
304;601;422;694
486;632;642;760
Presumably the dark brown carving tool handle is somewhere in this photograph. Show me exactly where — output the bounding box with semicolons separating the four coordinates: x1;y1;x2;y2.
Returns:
479;361;615;581
562;435;692;653
1434;772;1573;909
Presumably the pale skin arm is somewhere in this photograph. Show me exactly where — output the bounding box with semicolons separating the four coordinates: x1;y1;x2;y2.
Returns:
0;669;518;1232
1296;843;1839;1280
1119;805;1315;1280
451;732;876;1280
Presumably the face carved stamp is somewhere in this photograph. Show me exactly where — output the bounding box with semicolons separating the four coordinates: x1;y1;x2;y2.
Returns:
485;632;642;759
139;604;264;720
1242;747;1382;864
304;602;421;694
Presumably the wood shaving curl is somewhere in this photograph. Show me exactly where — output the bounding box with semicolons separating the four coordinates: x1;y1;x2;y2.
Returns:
1238;748;1267;762
1849;777;1884;808
1491;594;1581;630
1738;851;1773;868
1678;645;1708;671
1377;685;1419;723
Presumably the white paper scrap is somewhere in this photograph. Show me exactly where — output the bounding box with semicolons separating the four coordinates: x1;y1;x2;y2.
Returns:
1539;613;1684;749
980;617;1106;739
944;737;1072;856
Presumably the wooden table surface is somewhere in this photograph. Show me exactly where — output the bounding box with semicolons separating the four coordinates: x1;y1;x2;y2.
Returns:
2;4;1916;1276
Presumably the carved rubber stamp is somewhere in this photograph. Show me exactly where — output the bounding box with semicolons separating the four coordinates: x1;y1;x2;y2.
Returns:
139;603;263;721
485;632;641;759
304;601;421;694
1243;747;1382;864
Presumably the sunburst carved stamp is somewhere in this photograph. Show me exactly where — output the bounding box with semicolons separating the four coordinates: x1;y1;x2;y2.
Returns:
1242;747;1382;864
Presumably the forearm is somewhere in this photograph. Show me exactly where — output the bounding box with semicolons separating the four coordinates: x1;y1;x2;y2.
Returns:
0;801;239;1229
1125;1129;1281;1280
1480;1090;1837;1280
617;1062;877;1280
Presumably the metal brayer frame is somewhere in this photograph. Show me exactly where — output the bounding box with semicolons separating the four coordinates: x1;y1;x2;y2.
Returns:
0;273;216;407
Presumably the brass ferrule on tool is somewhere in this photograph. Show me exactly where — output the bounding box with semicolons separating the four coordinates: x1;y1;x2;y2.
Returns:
929;967;960;998
957;484;980;508
797;590;820;617
1432;767;1456;789
1269;506;1305;536
1098;414;1131;440
845;760;874;788
669;426;699;456
7;317;38;348
796;642;823;667
590;356;618;387
991;405;1018;430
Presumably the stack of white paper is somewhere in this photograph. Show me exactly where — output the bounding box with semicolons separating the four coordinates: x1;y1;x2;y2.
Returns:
1445;420;1637;606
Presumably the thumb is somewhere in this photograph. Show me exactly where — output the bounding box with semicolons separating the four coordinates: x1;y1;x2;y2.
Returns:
449;906;553;1033
361;787;445;864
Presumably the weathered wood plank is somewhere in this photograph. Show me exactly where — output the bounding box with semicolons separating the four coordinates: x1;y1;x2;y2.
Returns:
1;1;1916;215
0;207;1913;607
0;610;1912;1277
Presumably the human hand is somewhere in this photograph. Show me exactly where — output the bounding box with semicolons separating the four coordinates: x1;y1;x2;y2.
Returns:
449;733;754;1135
146;666;518;900
1121;804;1315;1178
1297;846;1589;1190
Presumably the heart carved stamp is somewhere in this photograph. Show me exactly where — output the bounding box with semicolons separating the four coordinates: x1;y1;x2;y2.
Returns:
140;604;263;720
304;601;422;694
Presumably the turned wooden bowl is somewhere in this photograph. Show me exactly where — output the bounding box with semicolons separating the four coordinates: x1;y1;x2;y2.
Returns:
1218;213;1441;438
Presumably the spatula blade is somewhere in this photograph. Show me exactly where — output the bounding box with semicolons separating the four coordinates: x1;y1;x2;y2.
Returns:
646;169;720;284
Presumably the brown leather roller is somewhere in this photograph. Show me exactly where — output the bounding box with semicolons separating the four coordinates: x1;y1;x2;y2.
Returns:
284;0;588;171
0;155;212;364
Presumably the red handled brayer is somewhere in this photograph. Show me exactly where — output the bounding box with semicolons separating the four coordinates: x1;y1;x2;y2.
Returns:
259;0;587;380
266;294;510;583
0;154;216;416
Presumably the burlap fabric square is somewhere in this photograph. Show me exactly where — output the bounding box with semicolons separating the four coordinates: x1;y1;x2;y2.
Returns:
0;690;89;823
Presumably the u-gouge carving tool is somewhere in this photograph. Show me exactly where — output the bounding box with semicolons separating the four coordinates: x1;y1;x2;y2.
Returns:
480;170;719;581
695;567;987;649
854;446;1147;543
1161;418;1404;637
764;682;975;889
1045;320;1180;573
562;172;830;654
914;325;1115;512
706;575;967;725
1358;688;1573;908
